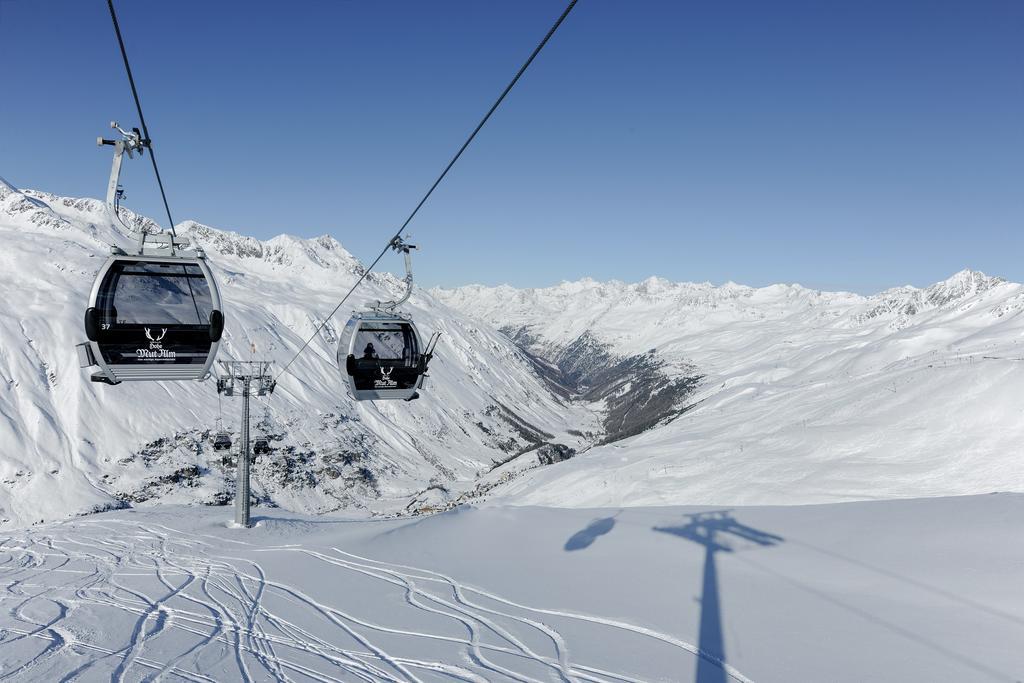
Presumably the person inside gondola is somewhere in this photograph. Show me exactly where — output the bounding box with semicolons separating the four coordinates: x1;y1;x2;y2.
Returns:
363;342;378;360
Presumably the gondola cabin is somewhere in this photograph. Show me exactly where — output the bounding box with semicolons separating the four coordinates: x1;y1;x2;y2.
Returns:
337;311;426;401
80;253;224;384
213;431;232;451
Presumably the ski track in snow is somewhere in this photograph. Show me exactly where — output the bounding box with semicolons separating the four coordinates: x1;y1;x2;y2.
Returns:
0;519;736;682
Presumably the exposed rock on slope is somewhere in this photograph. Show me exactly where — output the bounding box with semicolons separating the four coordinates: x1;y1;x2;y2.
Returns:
499;327;704;443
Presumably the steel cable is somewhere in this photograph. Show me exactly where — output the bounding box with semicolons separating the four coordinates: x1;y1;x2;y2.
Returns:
275;0;579;381
106;0;177;238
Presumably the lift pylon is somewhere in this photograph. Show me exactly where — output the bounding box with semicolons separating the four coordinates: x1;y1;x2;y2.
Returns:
216;360;276;528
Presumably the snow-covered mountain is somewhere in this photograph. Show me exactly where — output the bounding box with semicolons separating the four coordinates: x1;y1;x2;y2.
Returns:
0;178;598;528
3;176;1023;526
434;271;1024;507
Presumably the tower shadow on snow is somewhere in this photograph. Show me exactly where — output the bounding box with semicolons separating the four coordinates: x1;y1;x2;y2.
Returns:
654;511;783;683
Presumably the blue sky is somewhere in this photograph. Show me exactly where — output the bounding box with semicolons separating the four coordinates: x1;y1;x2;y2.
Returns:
1;0;1021;293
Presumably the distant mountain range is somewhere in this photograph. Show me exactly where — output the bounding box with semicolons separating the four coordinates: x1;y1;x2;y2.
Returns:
434;268;1024;507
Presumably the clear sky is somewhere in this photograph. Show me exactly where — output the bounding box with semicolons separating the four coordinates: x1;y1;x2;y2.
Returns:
1;1;1021;293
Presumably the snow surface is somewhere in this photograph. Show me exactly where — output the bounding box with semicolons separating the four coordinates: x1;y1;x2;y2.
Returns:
0;181;598;528
434;273;1024;507
0;494;1021;682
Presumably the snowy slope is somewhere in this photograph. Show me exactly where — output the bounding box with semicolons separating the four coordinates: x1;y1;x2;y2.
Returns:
0;494;1021;682
434;273;1024;506
0;179;598;528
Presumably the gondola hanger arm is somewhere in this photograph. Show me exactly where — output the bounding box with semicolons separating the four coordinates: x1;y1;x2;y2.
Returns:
99;121;189;256
374;237;418;312
98;122;143;245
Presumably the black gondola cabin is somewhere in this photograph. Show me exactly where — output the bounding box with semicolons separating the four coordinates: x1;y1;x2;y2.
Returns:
80;253;224;384
337;311;426;401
